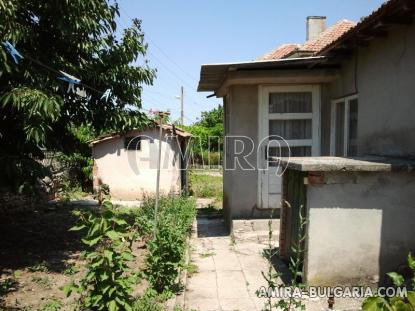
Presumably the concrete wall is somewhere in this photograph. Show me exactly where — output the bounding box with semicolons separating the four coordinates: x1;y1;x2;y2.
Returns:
325;23;415;157
92;128;183;200
224;85;271;223
304;171;415;286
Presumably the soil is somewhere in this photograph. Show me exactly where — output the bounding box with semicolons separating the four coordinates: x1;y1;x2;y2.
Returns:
0;204;147;310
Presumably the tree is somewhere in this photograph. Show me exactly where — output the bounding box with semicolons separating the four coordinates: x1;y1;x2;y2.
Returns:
184;105;223;165
0;0;155;192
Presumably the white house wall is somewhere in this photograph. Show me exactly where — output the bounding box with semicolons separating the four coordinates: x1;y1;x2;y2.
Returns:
92;128;182;200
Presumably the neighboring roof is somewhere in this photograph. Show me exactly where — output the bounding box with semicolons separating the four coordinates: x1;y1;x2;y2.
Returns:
198;56;332;92
318;0;415;56
257;20;356;61
258;44;300;61
89;123;192;147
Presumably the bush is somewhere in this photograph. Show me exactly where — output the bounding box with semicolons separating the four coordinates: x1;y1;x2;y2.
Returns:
65;199;138;311
136;196;196;293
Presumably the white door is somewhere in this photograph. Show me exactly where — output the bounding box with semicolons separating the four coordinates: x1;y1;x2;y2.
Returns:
258;85;320;209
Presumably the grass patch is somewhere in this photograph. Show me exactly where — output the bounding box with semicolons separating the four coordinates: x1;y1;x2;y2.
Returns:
188;171;222;205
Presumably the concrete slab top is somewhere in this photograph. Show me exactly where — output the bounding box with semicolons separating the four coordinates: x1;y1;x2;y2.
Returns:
273;156;415;172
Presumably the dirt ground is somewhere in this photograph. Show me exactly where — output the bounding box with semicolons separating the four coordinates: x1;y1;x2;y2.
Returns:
0;204;146;310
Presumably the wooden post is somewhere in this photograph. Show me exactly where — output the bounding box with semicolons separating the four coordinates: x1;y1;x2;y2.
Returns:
154;111;169;238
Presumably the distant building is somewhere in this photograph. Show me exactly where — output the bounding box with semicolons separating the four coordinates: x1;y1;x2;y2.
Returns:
89;124;191;200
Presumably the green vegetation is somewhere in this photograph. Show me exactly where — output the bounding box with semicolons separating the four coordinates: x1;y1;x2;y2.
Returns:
258;203;306;311
362;253;415;311
136;196;196;294
189;171;223;207
0;0;155;193
37;298;62;311
31;276;53;289
184;105;223;166
65;199;139;311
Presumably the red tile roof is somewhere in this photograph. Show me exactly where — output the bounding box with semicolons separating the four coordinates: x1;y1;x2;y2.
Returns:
301;20;356;52
258;19;356;60
258;43;300;61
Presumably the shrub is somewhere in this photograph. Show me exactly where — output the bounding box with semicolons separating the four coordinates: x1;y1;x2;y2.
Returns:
136;196;196;294
362;253;415;311
65;199;138;311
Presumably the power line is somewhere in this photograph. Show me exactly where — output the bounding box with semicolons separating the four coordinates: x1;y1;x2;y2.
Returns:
118;5;199;84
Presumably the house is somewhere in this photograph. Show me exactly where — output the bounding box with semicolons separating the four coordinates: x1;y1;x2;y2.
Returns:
198;0;415;285
89;123;191;200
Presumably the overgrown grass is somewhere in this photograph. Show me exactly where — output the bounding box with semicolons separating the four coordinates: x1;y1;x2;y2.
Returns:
188;171;222;205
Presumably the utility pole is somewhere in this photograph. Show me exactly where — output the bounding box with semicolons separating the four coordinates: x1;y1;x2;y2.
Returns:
180;86;184;126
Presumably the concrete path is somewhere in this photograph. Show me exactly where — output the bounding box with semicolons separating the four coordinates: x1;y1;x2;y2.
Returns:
182;217;273;311
181;216;363;311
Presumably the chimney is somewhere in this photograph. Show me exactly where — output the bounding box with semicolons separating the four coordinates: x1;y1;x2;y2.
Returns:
306;16;327;41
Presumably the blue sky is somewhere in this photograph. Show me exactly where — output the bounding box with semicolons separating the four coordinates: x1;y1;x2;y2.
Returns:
118;0;385;124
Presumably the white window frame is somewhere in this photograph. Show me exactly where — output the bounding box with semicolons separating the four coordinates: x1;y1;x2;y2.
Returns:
259;85;321;157
330;94;358;157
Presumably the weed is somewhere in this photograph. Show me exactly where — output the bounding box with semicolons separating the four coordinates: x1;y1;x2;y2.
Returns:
362;253;415;310
63;263;78;276
132;289;168;311
31;276;53;289
186;262;199;278
200;251;215;258
138;196;196;294
38;298;62;311
64;198;138;311
257;203;306;311
0;277;18;296
27;261;49;273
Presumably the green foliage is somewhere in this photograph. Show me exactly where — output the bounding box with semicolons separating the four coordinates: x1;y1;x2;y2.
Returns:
362;253;415;311
0;0;155;191
65;199;138;311
28;261;49;272
136;196;196;293
132;288;168;311
37;298;62;311
188;172;222;200
258;203;306;311
183;105;223;164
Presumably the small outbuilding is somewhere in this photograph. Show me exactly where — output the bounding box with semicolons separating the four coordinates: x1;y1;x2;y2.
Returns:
89;124;191;200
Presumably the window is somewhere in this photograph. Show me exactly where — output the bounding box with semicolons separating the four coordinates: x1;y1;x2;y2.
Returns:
267;91;316;165
330;95;358;157
124;136;141;150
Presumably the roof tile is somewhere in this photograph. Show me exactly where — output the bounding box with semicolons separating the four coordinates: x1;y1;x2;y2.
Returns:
258;19;356;60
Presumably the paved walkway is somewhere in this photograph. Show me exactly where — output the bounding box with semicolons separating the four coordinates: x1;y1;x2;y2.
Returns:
182;217;272;311
181;215;363;311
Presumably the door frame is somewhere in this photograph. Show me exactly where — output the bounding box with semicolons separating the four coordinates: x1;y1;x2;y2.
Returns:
257;84;321;209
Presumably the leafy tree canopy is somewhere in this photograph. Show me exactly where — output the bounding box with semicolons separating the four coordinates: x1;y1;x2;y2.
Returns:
0;0;155;190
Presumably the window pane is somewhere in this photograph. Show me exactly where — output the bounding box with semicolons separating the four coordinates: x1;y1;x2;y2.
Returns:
269;119;312;140
269;92;312;113
347;99;358;156
335;102;345;156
